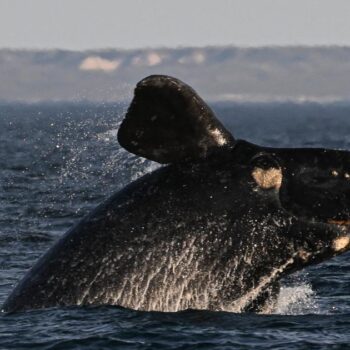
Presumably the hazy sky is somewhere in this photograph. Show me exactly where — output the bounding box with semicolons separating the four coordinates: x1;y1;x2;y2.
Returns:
1;0;350;50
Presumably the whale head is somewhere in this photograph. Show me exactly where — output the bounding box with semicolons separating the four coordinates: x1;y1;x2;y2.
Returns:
230;140;350;270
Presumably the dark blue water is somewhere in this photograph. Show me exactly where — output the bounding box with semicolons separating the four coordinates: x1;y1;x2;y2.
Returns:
1;102;350;349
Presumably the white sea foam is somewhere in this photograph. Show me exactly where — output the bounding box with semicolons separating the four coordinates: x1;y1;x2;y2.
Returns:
272;283;319;315
96;128;119;142
130;160;160;181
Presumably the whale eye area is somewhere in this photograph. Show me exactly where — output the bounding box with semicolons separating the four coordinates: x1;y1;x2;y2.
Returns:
250;153;280;170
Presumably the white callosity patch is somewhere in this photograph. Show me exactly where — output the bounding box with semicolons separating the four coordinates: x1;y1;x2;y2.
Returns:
209;128;228;146
252;167;282;190
332;236;350;251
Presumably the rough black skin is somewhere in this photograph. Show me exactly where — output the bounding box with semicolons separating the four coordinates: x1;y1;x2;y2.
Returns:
3;75;350;313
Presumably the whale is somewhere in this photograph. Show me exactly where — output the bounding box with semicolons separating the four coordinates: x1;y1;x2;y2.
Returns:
3;75;350;313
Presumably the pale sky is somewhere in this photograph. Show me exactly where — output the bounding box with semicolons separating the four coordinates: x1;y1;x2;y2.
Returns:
1;0;350;50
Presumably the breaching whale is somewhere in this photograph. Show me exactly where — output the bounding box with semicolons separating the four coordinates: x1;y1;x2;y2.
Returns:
3;75;350;313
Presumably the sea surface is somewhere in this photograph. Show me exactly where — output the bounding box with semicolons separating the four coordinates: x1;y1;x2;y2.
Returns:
0;102;350;349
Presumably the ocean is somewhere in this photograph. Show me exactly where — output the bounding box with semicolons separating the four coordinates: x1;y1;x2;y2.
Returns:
0;102;350;349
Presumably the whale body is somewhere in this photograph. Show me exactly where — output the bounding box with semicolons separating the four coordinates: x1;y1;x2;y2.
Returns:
3;75;350;313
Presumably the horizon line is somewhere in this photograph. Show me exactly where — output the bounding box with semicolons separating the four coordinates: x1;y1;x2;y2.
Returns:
2;44;350;52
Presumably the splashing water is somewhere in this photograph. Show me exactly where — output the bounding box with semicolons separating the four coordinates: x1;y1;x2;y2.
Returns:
273;283;319;315
53;117;160;209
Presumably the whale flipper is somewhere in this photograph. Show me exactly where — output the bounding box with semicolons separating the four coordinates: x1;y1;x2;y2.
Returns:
117;75;235;163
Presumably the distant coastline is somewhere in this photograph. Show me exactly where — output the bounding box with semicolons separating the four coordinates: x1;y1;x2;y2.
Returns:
1;46;350;103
